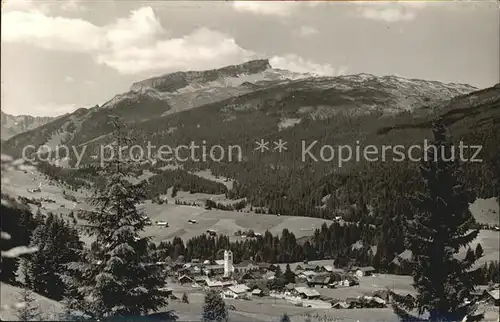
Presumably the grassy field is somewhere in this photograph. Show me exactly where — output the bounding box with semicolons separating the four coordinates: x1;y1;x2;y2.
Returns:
160;187;246;208
469;197;499;226
3;168;499;260
0;283;63;321
164;278;404;322
140;202;333;242
1;168;90;215
3;277;498;322
315;274;416;300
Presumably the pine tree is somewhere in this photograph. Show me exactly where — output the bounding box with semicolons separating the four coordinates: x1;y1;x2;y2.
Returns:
475;243;483;258
202;289;228;322
17;263;41;322
274;265;282;279
283;264;295;284
65;117;168;319
16;287;41;321
27;213;82;300
280;313;291;322
391;121;483;321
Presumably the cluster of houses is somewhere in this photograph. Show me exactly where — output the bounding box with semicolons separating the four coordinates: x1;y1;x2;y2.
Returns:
160;250;387;308
154;250;499;311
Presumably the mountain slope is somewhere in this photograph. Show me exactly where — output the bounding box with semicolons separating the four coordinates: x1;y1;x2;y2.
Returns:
1;111;54;140
1;59;479;159
101;59;313;115
2;61;499;236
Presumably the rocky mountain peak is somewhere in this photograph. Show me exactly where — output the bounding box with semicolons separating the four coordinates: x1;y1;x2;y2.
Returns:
130;59;272;93
1;111;54;140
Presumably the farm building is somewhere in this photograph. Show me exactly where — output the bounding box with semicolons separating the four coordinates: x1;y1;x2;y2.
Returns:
223;284;250;299
263;271;276;280
484;289;499;306
178;275;194;285
206;279;235;289
157;287;173;297
470;286;490;301
320;265;344;274
304;264;320;272
332;301;352;309
234;261;259;273
372;290;391;302
336;275;359;287
238;271;261;281
306;275;335;288
353;266;376;277
345;298;364;309
176;267;192;276
203;265;225;276
298;271;317;280
361;296;387;308
257;263;276;272
293;287;321;300
195;276;209;286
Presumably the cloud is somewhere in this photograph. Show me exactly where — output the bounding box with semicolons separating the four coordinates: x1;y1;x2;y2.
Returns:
60;0;87;12
270;54;347;77
297;26;318;37
2;0;87;13
231;1;319;17
97;28;256;74
232;1;295;17
2;6;255;74
64;76;75;83
2;0;50;13
2;5;336;77
1;10;104;52
104;6;165;50
355;1;427;23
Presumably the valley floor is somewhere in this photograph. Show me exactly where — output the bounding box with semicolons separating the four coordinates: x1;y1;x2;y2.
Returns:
5;273;498;322
2;168;499;321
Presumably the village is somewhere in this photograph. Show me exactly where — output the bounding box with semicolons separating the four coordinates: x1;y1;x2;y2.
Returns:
156;250;500;313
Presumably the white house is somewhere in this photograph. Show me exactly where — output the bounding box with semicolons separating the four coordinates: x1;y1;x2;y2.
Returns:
223;284;250;299
293;287;321;300
354;266;375;277
205;279;235;289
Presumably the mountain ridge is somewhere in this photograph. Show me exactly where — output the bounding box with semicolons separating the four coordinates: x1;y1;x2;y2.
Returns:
1;111;55;140
2;59;486;159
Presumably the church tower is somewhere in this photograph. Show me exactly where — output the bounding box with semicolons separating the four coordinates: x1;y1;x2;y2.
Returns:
223;250;234;278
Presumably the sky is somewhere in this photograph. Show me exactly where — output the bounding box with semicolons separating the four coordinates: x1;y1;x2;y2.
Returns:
1;0;499;117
